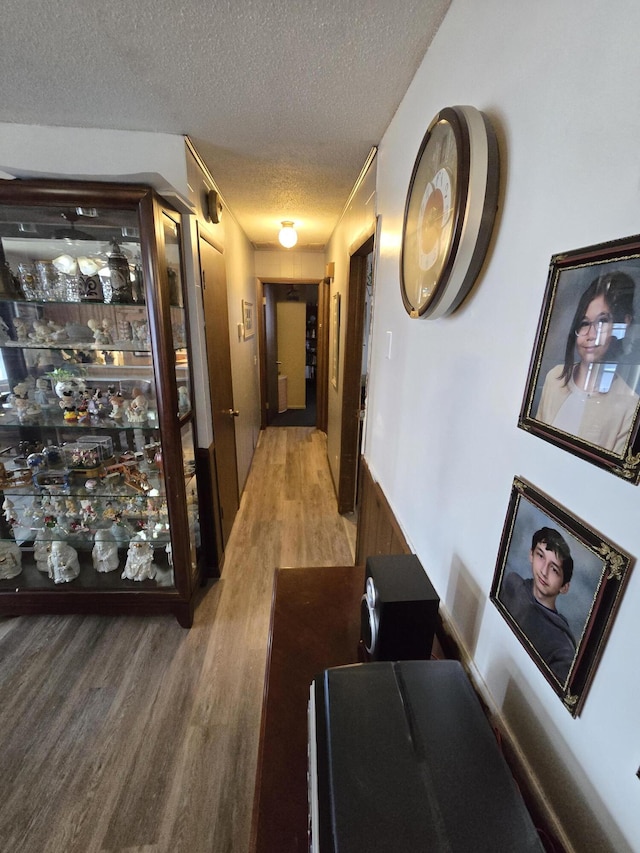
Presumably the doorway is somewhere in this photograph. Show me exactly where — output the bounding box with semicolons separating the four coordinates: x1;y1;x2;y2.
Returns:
199;236;240;549
336;231;375;515
260;281;320;428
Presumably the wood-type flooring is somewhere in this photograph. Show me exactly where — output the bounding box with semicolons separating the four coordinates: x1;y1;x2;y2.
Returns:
0;427;355;853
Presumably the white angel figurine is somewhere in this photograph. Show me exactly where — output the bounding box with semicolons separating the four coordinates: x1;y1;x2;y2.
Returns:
92;528;120;573
47;539;80;584
122;533;156;581
0;541;22;579
34;528;54;572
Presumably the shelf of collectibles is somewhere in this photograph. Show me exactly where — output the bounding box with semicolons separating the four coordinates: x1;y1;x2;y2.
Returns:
0;180;201;627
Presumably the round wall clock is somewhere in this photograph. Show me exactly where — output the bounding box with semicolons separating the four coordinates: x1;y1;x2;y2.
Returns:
400;105;500;319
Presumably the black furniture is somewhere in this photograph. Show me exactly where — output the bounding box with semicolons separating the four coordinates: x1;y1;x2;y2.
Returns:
309;660;545;853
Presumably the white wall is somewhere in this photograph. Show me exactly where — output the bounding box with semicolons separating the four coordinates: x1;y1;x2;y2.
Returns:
219;207;260;492
184;146;260;494
0;123;191;210
255;250;325;281
364;1;640;850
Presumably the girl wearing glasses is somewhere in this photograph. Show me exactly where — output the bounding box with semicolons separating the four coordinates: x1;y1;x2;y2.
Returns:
536;272;639;453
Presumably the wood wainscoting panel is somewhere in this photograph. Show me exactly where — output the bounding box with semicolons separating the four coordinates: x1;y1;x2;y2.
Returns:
355;456;410;565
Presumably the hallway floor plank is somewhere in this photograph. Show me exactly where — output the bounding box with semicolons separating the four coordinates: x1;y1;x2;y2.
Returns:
0;427;354;853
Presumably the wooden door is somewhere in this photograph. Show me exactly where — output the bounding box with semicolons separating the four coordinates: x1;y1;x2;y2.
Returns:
316;278;330;433
337;233;375;514
263;284;279;426
199;236;240;548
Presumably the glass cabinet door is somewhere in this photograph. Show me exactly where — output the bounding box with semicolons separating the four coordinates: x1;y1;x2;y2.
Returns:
0;198;183;594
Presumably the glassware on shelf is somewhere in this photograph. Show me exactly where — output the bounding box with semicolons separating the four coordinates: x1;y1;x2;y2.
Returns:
17;262;38;299
107;239;134;303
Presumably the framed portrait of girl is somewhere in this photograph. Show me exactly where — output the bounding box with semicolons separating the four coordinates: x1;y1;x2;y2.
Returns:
519;234;640;483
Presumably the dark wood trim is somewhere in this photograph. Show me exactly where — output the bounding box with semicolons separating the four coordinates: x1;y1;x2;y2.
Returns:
256;277;324;430
141;193;195;605
355;456;411;565
195;444;223;576
316;277;330;433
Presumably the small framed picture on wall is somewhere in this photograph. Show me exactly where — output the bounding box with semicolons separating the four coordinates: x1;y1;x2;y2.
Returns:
242;299;254;340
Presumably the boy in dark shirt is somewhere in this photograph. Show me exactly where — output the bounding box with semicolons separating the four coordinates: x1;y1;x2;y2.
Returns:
501;527;576;683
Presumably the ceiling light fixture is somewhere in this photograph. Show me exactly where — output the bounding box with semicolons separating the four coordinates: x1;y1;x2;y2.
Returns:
278;221;298;249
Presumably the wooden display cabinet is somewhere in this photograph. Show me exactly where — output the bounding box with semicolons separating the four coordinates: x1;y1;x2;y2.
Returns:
0;180;201;627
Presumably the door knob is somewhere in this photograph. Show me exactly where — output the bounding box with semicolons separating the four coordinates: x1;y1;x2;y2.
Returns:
227;409;240;418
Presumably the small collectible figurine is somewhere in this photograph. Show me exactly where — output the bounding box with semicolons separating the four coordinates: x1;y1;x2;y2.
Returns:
109;520;129;546
58;389;75;410
122;533;156;581
80;499;97;524
63;405;78;422
92;528;120;573
125;394;148;423
131;319;149;347
177;385;190;415
0;541;22;579
87;318;114;347
47;539;80;584
34;377;52;408
89;387;110;418
34;528;54;572
2;498;17;526
13;318;30;342
108;390;125;420
30;319;53;344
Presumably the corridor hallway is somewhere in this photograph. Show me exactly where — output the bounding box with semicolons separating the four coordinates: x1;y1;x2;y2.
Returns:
0;427;355;853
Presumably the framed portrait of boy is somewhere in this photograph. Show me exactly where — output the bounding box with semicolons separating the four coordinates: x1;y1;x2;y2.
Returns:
490;477;632;716
518;234;640;484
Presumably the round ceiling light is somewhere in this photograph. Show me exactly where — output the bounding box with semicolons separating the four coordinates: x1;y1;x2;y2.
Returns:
278;221;298;248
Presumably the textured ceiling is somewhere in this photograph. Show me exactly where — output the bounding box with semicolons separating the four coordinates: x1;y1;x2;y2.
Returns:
0;0;451;249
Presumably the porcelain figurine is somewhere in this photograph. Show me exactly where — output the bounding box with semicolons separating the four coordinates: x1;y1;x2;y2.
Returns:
0;541;22;579
34;528;54;572
13;318;30;342
131;319;149;347
125;394;148;423
47;539;80;584
122;533;156;581
109;516;133;546
34;377;52;408
2;498;17;526
87;318;114;347
108;391;125;420
177;385;190;415
92;528;120;573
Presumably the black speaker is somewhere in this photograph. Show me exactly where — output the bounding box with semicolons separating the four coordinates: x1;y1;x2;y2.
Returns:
360;554;440;661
